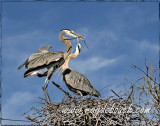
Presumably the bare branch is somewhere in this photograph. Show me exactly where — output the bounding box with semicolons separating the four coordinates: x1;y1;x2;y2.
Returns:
52;81;72;99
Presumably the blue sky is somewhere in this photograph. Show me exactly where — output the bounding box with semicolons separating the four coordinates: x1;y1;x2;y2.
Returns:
2;2;159;125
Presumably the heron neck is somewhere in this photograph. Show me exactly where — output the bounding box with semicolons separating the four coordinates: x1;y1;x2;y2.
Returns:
59;33;72;58
60;50;79;73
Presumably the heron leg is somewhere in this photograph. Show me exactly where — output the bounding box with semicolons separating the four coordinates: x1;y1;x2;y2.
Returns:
42;77;48;101
42;77;48;91
42;78;51;102
45;79;51;102
44;70;54;102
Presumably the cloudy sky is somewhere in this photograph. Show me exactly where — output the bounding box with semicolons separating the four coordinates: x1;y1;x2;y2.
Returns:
2;2;159;125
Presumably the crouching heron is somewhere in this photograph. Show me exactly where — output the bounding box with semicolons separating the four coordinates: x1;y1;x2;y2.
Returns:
60;38;101;97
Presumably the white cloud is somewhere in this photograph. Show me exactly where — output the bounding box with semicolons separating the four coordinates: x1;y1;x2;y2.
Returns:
3;91;37;125
5;91;35;106
125;38;158;53
139;40;158;52
70;56;122;74
77;27;89;36
2;29;59;67
99;30;118;42
4;30;55;47
76;27;118;49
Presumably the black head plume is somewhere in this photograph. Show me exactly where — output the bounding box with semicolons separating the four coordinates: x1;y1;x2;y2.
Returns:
60;29;71;31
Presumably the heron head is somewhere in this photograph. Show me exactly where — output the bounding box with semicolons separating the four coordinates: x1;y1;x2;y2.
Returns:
60;29;88;49
60;29;85;39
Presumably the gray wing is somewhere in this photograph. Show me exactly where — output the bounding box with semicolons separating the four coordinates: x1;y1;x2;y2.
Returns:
18;45;52;70
63;68;101;97
28;45;52;62
24;56;65;78
26;51;64;69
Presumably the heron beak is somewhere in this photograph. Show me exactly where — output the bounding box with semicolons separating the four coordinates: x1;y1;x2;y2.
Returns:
69;32;89;49
73;33;89;49
72;32;85;39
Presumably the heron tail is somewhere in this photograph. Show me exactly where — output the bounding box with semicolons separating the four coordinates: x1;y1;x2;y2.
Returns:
17;62;26;70
93;90;101;97
17;59;28;70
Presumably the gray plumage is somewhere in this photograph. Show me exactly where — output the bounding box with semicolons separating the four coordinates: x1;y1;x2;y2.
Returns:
18;45;65;77
18;45;63;70
17;29;85;102
60;41;101;97
62;68;101;97
18;29;83;78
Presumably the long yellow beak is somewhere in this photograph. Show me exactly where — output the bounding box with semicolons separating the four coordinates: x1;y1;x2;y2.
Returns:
72;32;85;39
70;32;88;49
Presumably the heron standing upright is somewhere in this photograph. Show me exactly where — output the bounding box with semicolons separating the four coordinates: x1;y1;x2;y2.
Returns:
60;38;101;97
18;29;84;100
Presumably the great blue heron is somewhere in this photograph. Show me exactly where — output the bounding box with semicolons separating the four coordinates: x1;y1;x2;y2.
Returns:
18;29;84;100
60;39;101;97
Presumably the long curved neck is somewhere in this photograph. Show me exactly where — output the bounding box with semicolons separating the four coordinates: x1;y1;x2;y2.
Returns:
64;51;79;68
60;40;80;72
59;32;72;58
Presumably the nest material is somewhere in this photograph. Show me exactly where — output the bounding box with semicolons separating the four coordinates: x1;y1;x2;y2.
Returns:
26;84;135;126
26;62;160;126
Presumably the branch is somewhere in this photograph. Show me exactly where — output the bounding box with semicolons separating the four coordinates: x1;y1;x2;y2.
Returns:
131;65;158;84
52;81;72;99
26;116;41;124
0;117;31;122
111;89;122;99
128;86;134;99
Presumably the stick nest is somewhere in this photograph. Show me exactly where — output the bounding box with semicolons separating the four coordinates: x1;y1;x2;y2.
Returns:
26;61;159;126
27;94;135;126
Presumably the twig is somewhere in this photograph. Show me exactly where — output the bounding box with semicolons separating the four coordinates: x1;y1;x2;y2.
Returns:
64;37;89;49
52;81;72;99
111;89;122;99
26;116;41;124
128;86;134;99
131;65;158;84
0;117;31;122
145;58;149;76
99;84;112;91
